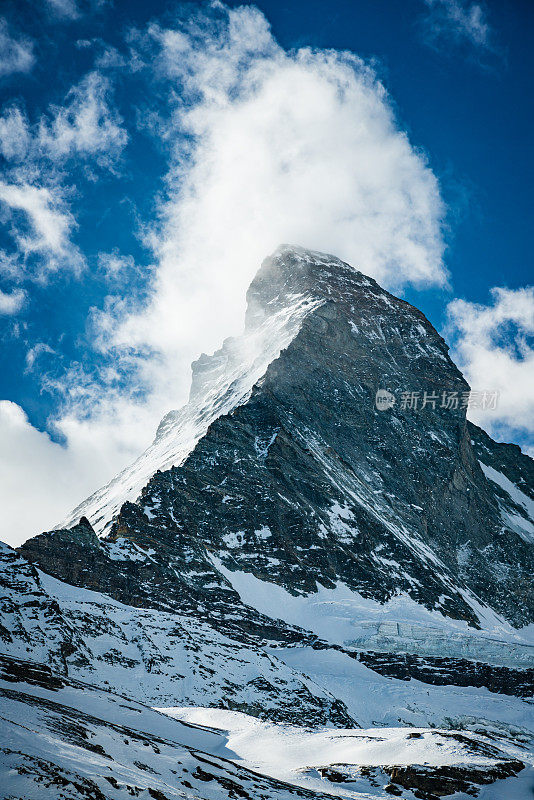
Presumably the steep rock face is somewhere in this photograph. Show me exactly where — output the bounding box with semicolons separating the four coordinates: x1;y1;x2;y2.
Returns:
60;278;321;536
469;421;534;546
37;245;530;627
19;509;315;646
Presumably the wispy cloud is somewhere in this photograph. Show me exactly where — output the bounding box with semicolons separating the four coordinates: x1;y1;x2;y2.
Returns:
24;341;56;371
0;71;127;283
37;72;127;165
45;0;80;21
0;107;31;160
98;250;136;277
0;287;25;315
0;181;83;278
447;286;534;446
0;64;128;541
0;72;127;167
0;19;35;78
421;0;495;54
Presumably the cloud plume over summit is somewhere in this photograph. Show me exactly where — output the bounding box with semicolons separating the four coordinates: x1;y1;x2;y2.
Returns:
92;2;447;423
0;2;450;544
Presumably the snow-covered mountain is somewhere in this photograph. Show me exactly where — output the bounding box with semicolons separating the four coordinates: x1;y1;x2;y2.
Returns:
1;653;529;799
1;246;533;799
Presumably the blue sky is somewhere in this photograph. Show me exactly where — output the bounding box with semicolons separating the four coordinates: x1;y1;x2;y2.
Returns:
0;0;532;542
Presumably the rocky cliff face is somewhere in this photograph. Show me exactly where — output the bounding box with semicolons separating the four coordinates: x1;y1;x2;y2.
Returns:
2;246;534;799
21;245;534;628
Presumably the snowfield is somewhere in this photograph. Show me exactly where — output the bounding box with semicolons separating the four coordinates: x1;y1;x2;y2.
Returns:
158;706;534;799
212;557;534;669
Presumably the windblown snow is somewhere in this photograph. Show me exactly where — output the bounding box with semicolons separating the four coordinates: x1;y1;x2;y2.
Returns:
60;287;322;535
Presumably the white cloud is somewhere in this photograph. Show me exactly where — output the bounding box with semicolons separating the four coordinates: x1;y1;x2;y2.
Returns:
0;249;23;278
0;71;125;286
447;287;534;444
37;72;127;165
0;19;35;78
97;250;136;277
45;0;80;21
0;287;25;314
0;107;31;160
0;72;126;166
0;401;136;546
92;4;446;418
0;181;83;277
422;0;493;51
95;44;127;70
25;342;55;371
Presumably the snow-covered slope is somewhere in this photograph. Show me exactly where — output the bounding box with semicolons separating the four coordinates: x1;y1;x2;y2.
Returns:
0;540;352;727
0;656;333;800
213;558;534;669
1;654;529;800
479;462;534;544
159;707;531;800
3;537;532;732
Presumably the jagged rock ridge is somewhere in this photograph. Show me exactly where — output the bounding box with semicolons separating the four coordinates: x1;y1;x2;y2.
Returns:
32;245;534;628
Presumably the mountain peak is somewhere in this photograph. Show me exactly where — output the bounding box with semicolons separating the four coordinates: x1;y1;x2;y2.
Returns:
58;245;452;537
9;246;534;798
247;244;369;314
52;246;532;634
57;245;422;536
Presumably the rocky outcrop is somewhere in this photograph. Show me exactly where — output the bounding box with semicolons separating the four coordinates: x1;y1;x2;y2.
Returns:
353;650;534;697
385;760;525;799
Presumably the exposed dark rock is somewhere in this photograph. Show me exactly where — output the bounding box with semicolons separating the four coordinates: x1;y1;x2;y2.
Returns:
354;650;534;697
386;760;525;798
0;654;65;691
318;759;525;798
